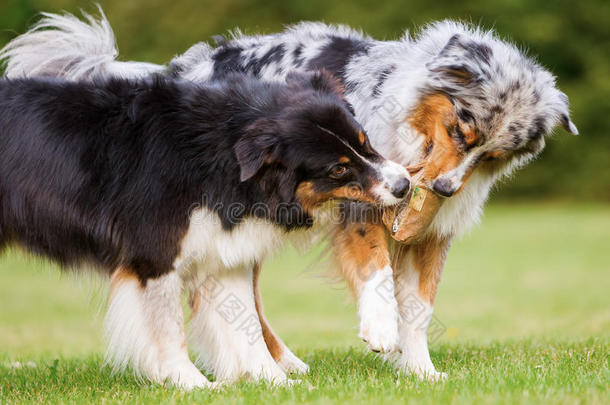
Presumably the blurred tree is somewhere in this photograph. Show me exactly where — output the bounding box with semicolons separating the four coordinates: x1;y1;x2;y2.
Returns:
1;0;608;201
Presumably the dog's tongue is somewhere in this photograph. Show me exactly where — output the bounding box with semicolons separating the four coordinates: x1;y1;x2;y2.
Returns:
382;167;442;243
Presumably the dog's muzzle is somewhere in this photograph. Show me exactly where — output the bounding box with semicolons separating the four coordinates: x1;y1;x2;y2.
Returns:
391;177;411;199
431;178;456;197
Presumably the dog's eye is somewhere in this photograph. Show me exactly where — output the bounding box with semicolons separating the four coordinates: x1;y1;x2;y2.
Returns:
454;125;470;148
454;124;481;149
482;151;502;162
455;126;465;140
329;165;349;179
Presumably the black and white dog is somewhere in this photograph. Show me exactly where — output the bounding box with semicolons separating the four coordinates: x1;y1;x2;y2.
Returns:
0;72;410;388
0;10;578;382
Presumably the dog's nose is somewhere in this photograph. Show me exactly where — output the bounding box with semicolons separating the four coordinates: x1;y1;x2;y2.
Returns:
391;177;410;199
432;178;455;197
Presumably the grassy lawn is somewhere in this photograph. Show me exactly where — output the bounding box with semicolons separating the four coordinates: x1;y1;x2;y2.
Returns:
0;203;608;404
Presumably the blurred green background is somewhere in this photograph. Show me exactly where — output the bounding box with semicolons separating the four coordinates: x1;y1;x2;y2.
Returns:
1;0;609;201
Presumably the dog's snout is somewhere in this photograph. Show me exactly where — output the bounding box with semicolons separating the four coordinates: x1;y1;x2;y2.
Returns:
391;177;410;199
432;178;456;197
373;161;412;205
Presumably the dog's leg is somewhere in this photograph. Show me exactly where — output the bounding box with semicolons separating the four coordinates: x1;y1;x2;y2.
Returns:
252;262;309;374
105;267;210;389
333;218;399;354
189;265;288;384
388;236;451;381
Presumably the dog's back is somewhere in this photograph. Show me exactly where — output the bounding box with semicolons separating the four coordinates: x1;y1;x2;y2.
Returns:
0;77;191;269
1;78;121;266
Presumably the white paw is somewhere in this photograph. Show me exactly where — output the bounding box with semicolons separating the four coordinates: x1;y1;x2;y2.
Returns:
235;357;289;385
392;328;444;382
358;266;400;354
391;359;448;383
416;370;447;382
276;348;310;374
163;362;213;390
259;365;289;385
359;312;400;353
272;378;303;387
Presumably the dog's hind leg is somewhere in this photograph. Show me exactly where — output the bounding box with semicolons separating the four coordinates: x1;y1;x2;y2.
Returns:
105;267;211;389
188;265;288;384
252;262;309;374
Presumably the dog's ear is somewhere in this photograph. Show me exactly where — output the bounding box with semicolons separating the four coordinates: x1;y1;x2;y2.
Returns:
556;90;579;135
234;118;280;182
426;34;487;88
286;70;345;98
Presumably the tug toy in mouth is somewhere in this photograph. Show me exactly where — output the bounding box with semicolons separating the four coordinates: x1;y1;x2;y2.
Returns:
382;169;443;243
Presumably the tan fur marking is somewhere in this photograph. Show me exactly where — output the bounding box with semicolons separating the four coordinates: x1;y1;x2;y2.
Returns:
409;93;462;182
333;222;390;296
390;244;411;274
358;131;366;145
430;66;474;84
189;288;202;317
253;262;284;361
296;181;377;214
486;150;505;159
339;156;351;164
462;125;481;146
412;237;451;304
110;266;142;292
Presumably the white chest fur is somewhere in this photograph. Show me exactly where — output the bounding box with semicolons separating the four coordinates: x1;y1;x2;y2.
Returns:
174;208;288;276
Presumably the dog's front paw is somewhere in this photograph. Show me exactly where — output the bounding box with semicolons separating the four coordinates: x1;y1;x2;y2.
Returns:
276;348;310;374
416;369;447;382
391;345;447;383
162;361;213;390
358;310;399;353
240;356;289;385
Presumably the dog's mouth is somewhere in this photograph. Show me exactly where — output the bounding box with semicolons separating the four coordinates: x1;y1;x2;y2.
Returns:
406;163;467;199
401;163;446;199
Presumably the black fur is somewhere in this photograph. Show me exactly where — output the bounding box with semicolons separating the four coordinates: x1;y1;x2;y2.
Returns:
528;116;547;141
245;44;285;76
0;72;386;281
372;65;396;98
457;108;475;123
293;44;305;67
464;41;492;66
211;44;286;79
211;46;246;78
338;201;383;229
307;36;371;84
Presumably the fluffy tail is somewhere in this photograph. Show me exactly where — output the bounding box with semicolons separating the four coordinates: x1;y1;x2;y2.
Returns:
0;6;164;80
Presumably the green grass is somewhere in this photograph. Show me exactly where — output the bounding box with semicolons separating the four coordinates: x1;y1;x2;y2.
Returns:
1;203;609;404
